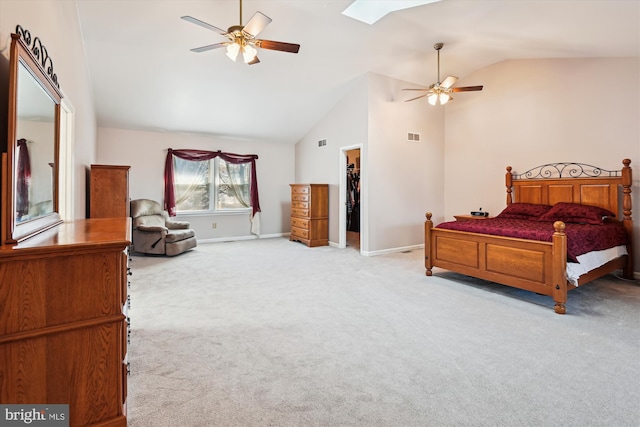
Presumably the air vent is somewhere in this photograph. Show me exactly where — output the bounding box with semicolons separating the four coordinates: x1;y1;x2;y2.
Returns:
318;139;327;147
407;132;421;142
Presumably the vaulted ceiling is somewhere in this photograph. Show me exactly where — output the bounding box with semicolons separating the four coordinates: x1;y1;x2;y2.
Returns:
76;0;639;144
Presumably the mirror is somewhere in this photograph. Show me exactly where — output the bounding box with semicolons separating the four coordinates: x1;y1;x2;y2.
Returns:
2;33;62;243
16;62;56;222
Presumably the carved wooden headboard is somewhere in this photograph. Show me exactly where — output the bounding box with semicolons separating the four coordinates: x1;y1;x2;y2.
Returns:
505;159;632;222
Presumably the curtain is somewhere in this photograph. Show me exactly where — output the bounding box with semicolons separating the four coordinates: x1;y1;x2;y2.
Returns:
16;139;31;219
173;158;210;209
221;161;250;208
164;148;261;233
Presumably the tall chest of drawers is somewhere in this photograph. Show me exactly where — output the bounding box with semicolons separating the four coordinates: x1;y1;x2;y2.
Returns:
290;184;328;247
90;164;130;218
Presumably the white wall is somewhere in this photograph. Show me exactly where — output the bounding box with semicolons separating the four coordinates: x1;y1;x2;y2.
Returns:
445;57;640;271
295;73;445;254
295;75;369;246
97;127;294;240
366;73;444;253
0;0;98;219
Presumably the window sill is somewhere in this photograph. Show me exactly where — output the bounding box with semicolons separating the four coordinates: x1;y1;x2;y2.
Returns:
175;209;252;218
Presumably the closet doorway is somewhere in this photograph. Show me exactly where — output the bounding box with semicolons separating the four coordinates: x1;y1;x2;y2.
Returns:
339;145;362;251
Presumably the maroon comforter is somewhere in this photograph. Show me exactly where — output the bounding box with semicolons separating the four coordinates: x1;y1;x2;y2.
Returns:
436;218;628;262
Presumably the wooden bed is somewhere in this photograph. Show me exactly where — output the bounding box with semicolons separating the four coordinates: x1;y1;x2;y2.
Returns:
425;159;634;314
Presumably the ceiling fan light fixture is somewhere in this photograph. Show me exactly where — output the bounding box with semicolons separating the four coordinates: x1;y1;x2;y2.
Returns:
242;43;257;63
427;89;450;106
226;42;240;61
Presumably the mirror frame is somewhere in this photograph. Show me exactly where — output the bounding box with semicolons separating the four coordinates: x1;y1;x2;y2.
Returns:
2;33;63;244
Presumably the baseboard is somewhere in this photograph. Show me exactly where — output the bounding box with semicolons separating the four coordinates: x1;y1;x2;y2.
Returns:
362;243;424;257
197;233;288;244
608;269;639;283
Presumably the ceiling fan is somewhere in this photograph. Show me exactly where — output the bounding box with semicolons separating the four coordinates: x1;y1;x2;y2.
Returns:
404;43;483;105
181;0;300;65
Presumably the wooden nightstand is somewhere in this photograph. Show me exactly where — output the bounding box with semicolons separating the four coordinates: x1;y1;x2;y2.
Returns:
454;214;493;221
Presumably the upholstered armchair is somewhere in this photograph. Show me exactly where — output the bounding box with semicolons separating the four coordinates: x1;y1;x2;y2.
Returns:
130;199;197;256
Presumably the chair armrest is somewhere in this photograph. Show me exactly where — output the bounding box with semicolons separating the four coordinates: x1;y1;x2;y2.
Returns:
137;224;168;233
166;220;190;230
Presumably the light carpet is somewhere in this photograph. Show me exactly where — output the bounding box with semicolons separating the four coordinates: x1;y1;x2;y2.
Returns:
126;237;640;427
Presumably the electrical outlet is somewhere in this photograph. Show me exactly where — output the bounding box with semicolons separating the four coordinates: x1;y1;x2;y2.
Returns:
211;222;217;229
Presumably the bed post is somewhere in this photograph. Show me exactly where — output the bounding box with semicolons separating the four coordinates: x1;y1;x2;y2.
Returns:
505;166;513;205
425;212;433;276
621;158;634;279
552;221;568;314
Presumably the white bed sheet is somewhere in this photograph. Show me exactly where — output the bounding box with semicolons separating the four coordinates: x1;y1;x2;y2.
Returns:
566;245;628;286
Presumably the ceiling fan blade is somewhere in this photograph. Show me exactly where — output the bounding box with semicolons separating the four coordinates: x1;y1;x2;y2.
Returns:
242;12;272;38
441;76;458;89
451;85;484;92
190;43;228;53
248;56;261;65
190;43;227;53
181;16;227;35
402;88;429;92
255;39;300;53
405;94;428;102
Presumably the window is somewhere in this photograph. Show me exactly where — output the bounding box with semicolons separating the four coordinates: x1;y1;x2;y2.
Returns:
173;157;251;213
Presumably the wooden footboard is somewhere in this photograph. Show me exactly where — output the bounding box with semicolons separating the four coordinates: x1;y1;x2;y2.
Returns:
425;213;571;314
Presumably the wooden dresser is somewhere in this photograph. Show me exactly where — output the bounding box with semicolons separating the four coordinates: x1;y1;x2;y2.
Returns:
90;165;130;218
290;184;328;247
0;218;131;427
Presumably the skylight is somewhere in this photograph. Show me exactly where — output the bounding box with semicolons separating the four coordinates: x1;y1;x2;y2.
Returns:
341;0;442;25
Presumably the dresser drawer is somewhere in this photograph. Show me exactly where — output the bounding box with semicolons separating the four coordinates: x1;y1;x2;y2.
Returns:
291;193;309;202
291;201;309;209
291;186;310;194
291;208;310;218
291;226;309;240
291;217;309;229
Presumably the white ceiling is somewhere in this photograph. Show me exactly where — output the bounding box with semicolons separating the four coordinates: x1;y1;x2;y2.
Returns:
75;0;640;144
